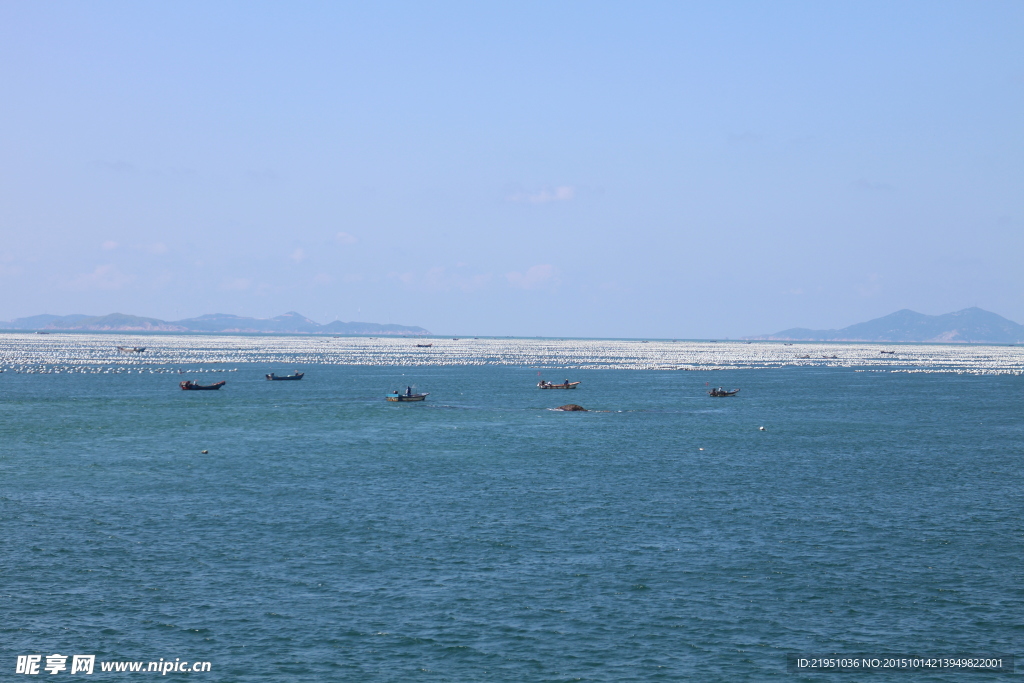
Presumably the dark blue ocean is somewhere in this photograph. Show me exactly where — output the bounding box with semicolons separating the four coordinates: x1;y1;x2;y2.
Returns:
2;365;1022;680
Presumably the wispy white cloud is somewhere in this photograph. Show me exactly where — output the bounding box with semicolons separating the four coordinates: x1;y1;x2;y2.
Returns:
101;240;119;250
335;232;359;244
313;273;333;285
507;186;575;204
290;248;306;263
857;273;883;297
506;264;559;289
424;266;492;292
388;271;417;286
387;266;493;292
221;277;252;291
69;265;135;291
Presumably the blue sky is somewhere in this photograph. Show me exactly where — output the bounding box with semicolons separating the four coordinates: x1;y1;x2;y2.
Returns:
1;1;1021;337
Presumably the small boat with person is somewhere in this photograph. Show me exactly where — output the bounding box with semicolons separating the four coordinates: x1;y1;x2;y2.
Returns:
538;380;580;389
708;387;739;397
386;387;429;402
180;380;226;391
266;372;304;381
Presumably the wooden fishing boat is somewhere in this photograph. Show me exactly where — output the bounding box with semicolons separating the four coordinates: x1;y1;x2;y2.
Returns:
386;391;429;402
266;372;304;381
180;380;225;391
707;387;739;397
538;381;580;389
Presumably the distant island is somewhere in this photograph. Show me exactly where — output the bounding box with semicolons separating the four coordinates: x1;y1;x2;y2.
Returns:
0;311;431;336
748;307;1024;344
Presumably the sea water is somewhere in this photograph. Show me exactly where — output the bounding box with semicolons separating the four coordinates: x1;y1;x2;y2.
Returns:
1;340;1022;680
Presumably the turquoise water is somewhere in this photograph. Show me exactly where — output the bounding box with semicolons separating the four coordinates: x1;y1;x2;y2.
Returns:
2;365;1022;680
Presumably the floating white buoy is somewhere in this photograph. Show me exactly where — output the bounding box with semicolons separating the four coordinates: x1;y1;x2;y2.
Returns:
759;426;766;431
201;450;208;454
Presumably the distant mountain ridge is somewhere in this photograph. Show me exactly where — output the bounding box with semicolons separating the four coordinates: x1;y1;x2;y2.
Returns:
749;307;1024;343
0;311;430;336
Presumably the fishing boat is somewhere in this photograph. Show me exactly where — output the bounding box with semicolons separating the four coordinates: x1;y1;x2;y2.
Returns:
117;346;146;353
538;380;580;389
266;372;304;381
415;343;433;348
708;387;739;397
386;391;429;402
180;380;226;391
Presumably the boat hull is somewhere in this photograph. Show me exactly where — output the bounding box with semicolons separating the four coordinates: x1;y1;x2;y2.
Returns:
386;393;429;402
538;382;580;389
267;373;304;380
180;381;226;391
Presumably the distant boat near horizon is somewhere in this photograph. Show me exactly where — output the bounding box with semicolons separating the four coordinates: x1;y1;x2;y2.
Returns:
180;380;225;391
266;372;304;381
538;380;580;389
386;391;429;402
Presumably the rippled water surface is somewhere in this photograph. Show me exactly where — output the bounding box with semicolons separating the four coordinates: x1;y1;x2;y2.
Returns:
2;352;1022;680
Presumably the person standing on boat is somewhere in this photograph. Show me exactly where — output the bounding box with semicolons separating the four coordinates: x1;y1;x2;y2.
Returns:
406;386;412;396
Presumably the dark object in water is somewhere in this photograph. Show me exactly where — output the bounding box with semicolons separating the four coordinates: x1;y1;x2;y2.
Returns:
708;387;739;397
415;343;433;347
556;404;587;411
180;380;226;391
538;380;581;389
117;346;146;353
880;350;896;354
386;391;429;402
266;372;304;380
